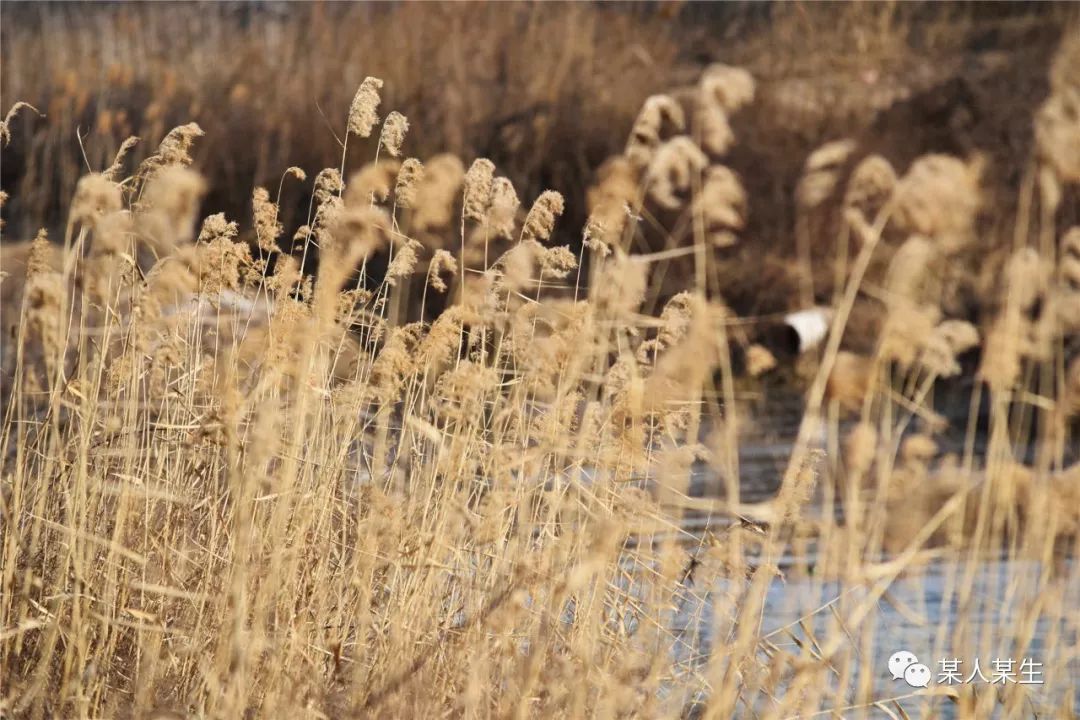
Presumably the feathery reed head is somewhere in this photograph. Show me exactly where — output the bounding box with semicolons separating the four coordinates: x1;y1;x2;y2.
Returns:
139;166;207;250
197;212;238;244
348;76;384;138
463;158;496;222
0;101;42;146
386;240;421;287
696;65;754;157
313;167;344;204
700;64;756;114
844;154;896;218
883;235;941;307
486;177;520;240
71;174;122;228
1036;32;1080;184
26;228;54;277
797;139;856;210
252;187;282;252
522;190;564;242
626;94;685;167
695;165;747;247
745;344;777;377
893;153;982;254
585;157;640;256
102;136;140;180
145;122;205;171
426;249;458;293
346;160;402;205
645;136;708;210
412;154;465;232
380;111;409;157
394;158;425;208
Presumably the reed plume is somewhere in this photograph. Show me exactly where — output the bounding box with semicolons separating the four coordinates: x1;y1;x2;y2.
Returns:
380;111;410;157
645;136;708;210
394;158;425;209
463;158;496;222
522;190;565;242
626;94;685;168
348;77;384;138
0;101;41;146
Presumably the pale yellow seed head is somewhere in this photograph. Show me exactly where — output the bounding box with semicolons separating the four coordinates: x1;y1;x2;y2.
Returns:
626;94;685;168
522;190;564;242
893;153;982;254
313;168;344;204
394;158;425;209
346;160;401;205
697;100;735;157
0;101;41;146
844;154;896;218
198;212;239;244
380;111;409;157
103;136;140;181
745;344;777;377
540;245;576;278
348;77;384;138
139;166;207;250
72;174;123;228
252;187;282;252
412;154;465;232
463;158;496;222
695;165;747;247
148;122;204;169
426;249;458;293
696;65;754;157
700;64;756;114
797;139;857;210
486;177;520;240
27;229;53;277
385;241;420;287
645;137;708;210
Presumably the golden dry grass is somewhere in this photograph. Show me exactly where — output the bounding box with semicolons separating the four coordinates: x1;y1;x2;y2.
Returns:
1;6;1080;720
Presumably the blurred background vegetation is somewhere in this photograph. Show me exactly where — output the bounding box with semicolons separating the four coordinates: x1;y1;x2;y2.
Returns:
1;2;1075;311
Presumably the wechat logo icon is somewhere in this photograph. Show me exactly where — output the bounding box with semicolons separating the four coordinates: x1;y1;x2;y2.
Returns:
888;650;932;688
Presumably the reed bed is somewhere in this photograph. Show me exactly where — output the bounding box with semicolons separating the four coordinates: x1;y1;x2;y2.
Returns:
1;12;1079;720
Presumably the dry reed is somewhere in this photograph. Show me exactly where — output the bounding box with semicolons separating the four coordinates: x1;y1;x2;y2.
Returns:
1;23;1079;720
